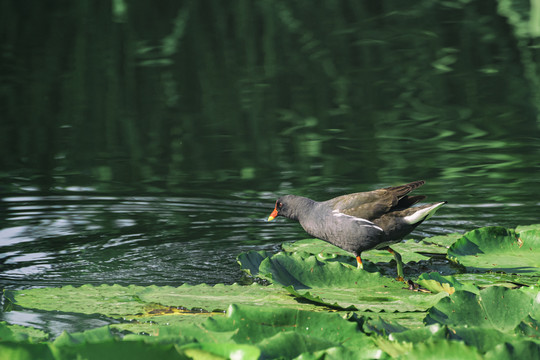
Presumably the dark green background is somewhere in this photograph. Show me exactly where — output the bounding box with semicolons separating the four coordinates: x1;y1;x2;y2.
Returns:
2;0;539;193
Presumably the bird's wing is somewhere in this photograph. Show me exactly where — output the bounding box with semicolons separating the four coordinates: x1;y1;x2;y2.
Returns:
325;181;426;220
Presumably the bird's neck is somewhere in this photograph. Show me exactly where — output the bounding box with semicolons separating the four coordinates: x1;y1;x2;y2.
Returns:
287;196;318;221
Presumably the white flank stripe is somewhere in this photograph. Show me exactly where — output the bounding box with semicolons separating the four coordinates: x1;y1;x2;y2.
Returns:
403;202;446;224
332;210;383;231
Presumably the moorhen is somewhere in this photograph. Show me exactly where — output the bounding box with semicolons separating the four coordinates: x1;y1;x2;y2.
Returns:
267;180;445;279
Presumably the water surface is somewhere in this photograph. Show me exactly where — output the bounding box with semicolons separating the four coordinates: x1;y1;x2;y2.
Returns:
1;180;538;290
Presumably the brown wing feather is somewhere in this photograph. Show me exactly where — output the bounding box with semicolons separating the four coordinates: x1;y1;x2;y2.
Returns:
382;180;425;198
325;180;426;221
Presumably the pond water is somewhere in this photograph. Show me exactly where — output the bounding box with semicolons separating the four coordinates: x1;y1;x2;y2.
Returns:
1;0;540;337
1;178;538;290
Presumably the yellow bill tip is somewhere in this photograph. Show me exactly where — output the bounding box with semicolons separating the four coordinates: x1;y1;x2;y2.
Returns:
267;208;278;221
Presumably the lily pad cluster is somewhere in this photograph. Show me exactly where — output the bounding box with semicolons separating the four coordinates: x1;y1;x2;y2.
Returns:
2;225;540;359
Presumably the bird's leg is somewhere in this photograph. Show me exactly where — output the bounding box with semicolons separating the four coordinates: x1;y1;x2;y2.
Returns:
355;255;363;269
386;247;404;281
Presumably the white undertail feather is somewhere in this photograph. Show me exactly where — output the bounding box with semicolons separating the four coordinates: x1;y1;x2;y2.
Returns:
403;202;446;225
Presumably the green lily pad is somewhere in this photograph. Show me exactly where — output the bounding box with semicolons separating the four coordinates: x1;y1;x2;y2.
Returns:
391;240;446;256
258;252;447;312
4;284;147;317
282;239;351;257
0;343;54;360
485;341;540;360
390;324;525;354
295;346;367;360
178;342;261;360
136;283;304;312
448;227;540;275
514;315;540;338
516;224;540;234
53;340;187;360
0;321;49;343
53;326;117;347
4;283;321;320
51;321;259;359
112;313;218;334
0;340;187;360
421;233;463;249
204;304;357;344
237;250;272;277
362;316;409;336
282;238;431;264
424;286;540;333
257;331;338;359
122;322;236;344
395;339;483;359
203;304;379;359
358;311;427;330
453;272;539;288
5;225;540;359
375;325;496;359
417;272;480;295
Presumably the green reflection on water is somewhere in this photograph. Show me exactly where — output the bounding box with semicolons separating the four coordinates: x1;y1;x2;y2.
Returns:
0;1;538;196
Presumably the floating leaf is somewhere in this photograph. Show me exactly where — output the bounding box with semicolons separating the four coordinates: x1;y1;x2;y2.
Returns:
281;238;430;264
425;286;540;333
203;304;379;359
396;339;483;359
360;311;426;330
0;321;49;343
362;317;409;336
0;341;184;360
4;284;147;317
52;341;185;360
448;227;540;275
515;224;540;234
0;343;54;360
4;283;320;320
136;283;304;312
122;322;236;344
281;239;351;257
514;315;540;338
294;346;365;360
453;272;539;288
4;225;540;359
53;326;116;347
417;272;479;295
258;252;446;312
373;321;524;356
419;233;462;249
236;250;272;277
256;331;337;359
113;313;217;334
178;342;261;360
484;341;540;360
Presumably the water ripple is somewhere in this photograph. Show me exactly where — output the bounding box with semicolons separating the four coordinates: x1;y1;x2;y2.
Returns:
0;192;537;289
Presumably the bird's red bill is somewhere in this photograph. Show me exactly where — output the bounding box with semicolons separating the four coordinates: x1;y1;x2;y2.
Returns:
268;208;278;221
